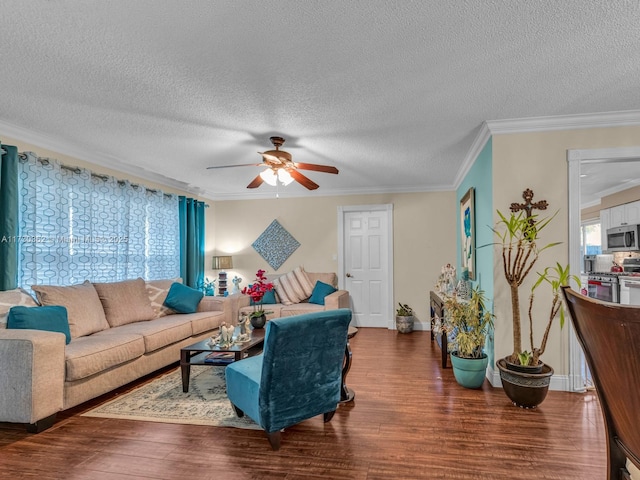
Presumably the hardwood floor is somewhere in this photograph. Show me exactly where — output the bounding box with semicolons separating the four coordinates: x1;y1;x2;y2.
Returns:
0;328;606;479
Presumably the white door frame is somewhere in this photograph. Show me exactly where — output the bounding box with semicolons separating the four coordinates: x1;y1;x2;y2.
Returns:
337;204;394;329
567;146;640;392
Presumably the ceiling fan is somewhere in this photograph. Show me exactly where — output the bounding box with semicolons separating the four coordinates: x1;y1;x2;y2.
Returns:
206;136;339;190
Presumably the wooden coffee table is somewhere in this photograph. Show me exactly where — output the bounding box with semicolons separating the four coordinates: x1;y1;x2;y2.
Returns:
180;328;265;392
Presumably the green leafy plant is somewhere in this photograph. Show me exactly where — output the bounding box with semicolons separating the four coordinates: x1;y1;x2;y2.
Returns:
396;303;413;316
527;262;580;365
444;287;494;359
491;209;578;366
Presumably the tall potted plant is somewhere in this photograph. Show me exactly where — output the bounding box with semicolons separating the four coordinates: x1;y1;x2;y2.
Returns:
444;287;494;389
492;210;578;407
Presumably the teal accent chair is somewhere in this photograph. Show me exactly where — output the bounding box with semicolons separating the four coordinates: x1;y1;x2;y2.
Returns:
225;308;352;450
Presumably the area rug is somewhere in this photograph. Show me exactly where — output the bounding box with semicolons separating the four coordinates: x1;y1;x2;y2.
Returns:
82;365;260;429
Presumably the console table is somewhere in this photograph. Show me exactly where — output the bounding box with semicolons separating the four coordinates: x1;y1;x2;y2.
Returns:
430;290;449;368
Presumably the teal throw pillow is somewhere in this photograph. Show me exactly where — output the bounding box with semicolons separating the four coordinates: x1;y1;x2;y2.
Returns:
164;282;204;314
249;287;277;306
308;281;337;305
7;305;72;344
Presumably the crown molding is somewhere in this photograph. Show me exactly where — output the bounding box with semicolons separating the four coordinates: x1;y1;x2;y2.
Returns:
453;122;491;190
486;109;640;134
201;183;453;202
0;119;203;197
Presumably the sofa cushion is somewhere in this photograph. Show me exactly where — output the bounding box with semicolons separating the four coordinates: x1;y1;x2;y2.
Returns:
0;287;38;329
186;311;227;335
94;316;194;353
93;278;155;327
164;282;203;314
280;303;326;317
146;278;180;318
32;281;110;339
64;333;146;381
308;281;338;305
307;272;338;288
273;267;314;305
7;305;71;344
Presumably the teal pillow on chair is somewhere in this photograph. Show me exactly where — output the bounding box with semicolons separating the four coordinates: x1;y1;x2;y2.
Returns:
7;305;71;344
164;282;204;313
308;281;337;305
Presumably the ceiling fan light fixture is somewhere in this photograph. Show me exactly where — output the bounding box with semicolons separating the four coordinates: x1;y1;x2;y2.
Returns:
259;168;278;186
278;169;294;185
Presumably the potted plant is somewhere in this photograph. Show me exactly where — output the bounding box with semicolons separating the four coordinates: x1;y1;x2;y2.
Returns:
395;303;415;333
492;209;578;407
443;287;494;389
241;269;274;329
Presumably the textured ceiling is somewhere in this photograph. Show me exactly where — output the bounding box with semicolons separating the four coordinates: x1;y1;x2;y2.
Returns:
1;0;640;200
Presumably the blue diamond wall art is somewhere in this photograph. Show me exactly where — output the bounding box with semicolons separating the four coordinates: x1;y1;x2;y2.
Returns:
252;220;300;270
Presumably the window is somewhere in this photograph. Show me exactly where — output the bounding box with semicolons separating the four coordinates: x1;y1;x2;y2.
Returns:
581;221;602;256
17;153;180;288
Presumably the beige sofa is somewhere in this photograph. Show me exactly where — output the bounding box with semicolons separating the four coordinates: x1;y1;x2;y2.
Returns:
0;278;232;432
237;269;350;321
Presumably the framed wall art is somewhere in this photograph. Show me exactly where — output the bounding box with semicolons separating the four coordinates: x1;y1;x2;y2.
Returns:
460;187;475;281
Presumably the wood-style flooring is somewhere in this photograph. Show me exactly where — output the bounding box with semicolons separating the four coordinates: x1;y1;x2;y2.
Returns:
0;328;606;479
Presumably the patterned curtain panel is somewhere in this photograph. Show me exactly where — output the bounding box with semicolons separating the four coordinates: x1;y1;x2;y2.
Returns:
0;143;19;291
17;153;180;287
178;196;205;289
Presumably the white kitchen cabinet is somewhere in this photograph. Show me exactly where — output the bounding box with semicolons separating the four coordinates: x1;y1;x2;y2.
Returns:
601;200;640;251
609;204;626;227
624;201;640;225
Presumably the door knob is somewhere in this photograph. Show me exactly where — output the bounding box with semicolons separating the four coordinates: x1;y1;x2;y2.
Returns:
346;273;352;278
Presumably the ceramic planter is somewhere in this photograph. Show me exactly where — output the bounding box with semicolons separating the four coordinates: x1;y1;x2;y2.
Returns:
395;315;414;333
497;357;554;408
450;352;488;389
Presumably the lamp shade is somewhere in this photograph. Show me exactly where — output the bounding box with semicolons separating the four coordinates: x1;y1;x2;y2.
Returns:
212;255;233;270
259;169;278;186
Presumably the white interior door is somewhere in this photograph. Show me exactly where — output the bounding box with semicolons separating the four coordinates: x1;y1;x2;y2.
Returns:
338;205;393;328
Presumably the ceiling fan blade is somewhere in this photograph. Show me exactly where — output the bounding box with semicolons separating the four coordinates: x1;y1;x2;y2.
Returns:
289;170;319;190
294;162;339;174
206;163;261;170
246;174;264;189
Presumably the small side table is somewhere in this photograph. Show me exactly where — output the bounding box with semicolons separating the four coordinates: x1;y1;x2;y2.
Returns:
340;326;358;403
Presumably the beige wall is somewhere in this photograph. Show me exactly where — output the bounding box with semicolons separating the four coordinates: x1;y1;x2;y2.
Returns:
206;191;457;327
492;125;640;374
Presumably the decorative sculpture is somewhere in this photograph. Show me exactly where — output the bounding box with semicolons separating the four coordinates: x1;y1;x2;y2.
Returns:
231;276;243;295
239;314;251;337
510;188;548;224
219;322;235;347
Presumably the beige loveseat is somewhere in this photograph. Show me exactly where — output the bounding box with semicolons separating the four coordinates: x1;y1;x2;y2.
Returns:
237;268;350;321
0;278;231;432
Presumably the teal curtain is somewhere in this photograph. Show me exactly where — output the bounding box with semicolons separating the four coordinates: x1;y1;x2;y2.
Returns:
178;196;205;288
0;143;19;291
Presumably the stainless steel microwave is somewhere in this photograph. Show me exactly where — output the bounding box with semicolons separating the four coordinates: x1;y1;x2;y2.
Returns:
606;224;640;252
